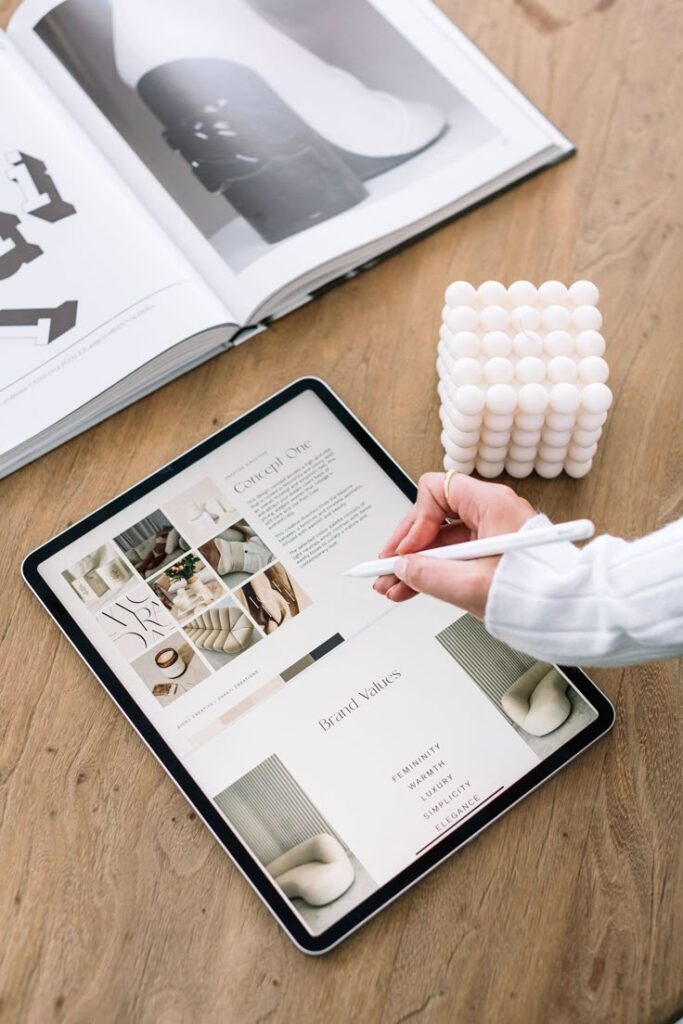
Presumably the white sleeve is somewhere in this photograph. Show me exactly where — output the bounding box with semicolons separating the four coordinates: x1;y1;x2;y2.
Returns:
484;513;683;667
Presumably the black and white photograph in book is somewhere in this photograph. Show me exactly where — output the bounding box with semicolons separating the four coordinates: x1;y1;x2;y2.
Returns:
35;0;497;271
436;616;599;759
214;754;378;934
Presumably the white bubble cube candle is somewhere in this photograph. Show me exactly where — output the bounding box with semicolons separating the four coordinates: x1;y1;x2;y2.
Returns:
437;280;612;478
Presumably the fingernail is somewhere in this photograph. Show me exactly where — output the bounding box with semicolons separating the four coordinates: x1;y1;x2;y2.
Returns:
394;557;408;579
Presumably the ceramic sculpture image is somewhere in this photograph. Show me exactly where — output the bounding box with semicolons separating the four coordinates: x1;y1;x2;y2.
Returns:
437;280;612;478
266;834;355;907
501;663;571;736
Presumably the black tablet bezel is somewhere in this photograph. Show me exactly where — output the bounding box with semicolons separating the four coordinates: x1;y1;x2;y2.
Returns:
22;376;615;955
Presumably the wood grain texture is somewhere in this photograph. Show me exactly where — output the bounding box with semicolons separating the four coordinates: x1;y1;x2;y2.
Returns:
1;1;682;1021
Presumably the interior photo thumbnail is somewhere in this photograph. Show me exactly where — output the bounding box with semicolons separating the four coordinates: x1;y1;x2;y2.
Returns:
162;478;238;546
113;510;189;580
436;615;598;759
199;518;275;590
131;631;212;706
233;563;310;634
214;754;377;934
184;594;263;671
61;541;133;612
149;551;226;623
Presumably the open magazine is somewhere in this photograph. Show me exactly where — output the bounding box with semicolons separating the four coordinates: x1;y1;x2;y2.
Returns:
1;0;574;479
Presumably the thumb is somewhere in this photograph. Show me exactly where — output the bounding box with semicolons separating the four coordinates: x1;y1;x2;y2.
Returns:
393;554;493;618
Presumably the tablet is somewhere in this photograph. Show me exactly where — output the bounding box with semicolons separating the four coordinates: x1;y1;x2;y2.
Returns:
23;377;614;954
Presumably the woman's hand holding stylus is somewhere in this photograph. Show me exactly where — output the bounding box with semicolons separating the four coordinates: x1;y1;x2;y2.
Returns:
374;473;535;617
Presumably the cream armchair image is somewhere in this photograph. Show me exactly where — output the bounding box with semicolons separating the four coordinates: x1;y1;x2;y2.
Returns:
266;834;355;907
501;663;571;737
184;603;255;655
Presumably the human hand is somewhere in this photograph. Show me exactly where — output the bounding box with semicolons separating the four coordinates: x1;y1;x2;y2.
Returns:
373;473;536;618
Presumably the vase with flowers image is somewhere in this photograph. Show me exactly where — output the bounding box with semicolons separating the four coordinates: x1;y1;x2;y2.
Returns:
165;553;200;585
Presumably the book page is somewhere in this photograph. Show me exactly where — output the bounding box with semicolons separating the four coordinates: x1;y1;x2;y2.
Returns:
9;0;569;325
0;34;232;460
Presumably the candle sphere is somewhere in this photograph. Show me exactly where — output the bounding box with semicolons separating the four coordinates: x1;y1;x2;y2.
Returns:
544;330;574;357
484;412;515;431
538;280;569;306
510;305;541;331
447;425;481;446
485;384;517;415
515;356;546;384
517;381;549;417
446;409;483;432
547;356;578;384
545;411;576;431
569;280;599;306
564;457;593;478
454;384;485;416
541;428;572;447
444;455;476;474
479;442;509;461
480;427;511;447
549;382;581;414
477;280;508;306
481;330;512;357
452;357;482;385
572;305;603;331
509;442;537;461
507;280;538;306
575;329;605;357
568;442;597;462
538;444;566;463
505;458;535;478
572;426;602;446
535;459;564;478
511;428;542;447
581;382;613;414
576;410;607;430
439;322;450;342
578;356;609;384
445;305;479;332
514;412;545;431
541;304;572;331
445;280;477;306
479;305;510;332
513;330;543;357
448;330;480;358
476;458;506;478
445;440;479;462
484;358;514;384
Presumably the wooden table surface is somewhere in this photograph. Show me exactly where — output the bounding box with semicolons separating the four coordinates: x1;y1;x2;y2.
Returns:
1;0;682;1021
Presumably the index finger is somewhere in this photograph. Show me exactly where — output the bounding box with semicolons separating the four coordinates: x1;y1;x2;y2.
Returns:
396;472;453;554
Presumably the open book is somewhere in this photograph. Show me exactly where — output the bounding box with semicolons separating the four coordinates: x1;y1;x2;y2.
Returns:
1;0;573;479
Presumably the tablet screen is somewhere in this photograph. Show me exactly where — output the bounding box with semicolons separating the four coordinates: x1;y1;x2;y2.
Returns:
35;384;603;940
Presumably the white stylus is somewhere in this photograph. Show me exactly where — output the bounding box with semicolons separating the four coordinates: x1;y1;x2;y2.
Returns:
342;519;595;579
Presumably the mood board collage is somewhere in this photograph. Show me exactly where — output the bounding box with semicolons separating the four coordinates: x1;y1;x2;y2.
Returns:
60;476;311;711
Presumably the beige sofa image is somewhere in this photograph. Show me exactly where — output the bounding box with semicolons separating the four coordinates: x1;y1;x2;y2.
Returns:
266;834;355;907
184;603;256;660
